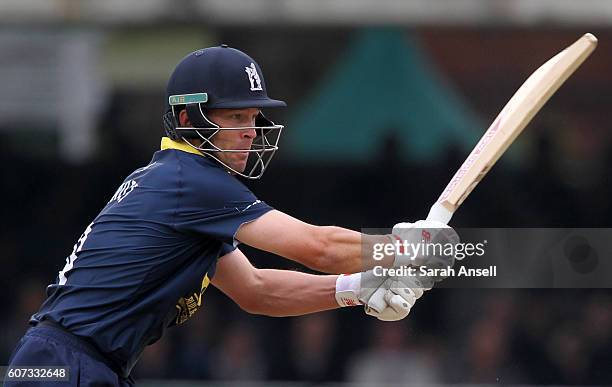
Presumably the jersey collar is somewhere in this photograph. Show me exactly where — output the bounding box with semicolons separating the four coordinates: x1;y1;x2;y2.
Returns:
160;137;203;156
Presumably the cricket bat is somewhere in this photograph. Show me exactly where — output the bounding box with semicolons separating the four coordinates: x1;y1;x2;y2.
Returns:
426;33;598;224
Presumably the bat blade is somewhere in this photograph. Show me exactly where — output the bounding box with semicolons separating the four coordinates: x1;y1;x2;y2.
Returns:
426;33;597;224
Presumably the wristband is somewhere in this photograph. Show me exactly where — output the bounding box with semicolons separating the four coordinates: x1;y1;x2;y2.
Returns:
334;273;362;307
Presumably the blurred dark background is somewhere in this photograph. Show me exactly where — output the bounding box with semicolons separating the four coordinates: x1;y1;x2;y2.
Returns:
1;1;612;385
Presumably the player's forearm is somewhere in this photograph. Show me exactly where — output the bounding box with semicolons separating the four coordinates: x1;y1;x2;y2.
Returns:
312;226;394;274
249;269;339;317
235;210;393;275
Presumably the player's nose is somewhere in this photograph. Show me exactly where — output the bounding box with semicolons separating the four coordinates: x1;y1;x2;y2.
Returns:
241;126;257;140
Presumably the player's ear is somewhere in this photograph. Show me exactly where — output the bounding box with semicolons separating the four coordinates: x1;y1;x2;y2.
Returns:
178;109;192;127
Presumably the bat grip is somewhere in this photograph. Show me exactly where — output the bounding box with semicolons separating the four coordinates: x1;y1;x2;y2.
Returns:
426;202;453;225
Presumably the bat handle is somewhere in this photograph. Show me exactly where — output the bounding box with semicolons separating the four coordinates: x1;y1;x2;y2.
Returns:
426;202;454;225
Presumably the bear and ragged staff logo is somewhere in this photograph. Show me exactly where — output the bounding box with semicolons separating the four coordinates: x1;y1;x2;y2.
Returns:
245;63;263;91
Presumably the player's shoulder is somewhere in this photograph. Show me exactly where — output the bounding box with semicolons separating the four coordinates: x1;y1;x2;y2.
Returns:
121;150;177;184
130;148;216;177
157;149;236;184
155;148;256;201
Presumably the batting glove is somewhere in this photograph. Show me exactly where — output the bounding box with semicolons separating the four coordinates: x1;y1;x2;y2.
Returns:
390;220;460;281
334;270;425;321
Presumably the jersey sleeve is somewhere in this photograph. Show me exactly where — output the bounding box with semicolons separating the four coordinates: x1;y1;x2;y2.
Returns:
220;243;237;256
173;165;273;246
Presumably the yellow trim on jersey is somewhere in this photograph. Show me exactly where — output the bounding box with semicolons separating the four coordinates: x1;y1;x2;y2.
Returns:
160;137;202;156
197;274;211;307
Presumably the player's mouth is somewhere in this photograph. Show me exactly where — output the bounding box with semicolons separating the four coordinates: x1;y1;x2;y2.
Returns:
236;144;252;159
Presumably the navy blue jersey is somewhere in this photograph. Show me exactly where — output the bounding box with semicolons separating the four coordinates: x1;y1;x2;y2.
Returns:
31;138;273;377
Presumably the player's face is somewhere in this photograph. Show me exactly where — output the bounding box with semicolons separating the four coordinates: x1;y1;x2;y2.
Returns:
207;108;261;173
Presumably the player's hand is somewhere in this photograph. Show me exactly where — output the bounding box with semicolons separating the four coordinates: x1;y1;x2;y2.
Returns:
364;274;426;321
335;270;425;321
390;220;460;281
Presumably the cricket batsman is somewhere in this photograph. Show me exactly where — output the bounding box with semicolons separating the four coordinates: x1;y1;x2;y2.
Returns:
5;45;458;386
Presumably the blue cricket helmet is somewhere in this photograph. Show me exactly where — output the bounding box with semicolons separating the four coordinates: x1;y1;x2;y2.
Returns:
162;45;286;179
165;45;286;112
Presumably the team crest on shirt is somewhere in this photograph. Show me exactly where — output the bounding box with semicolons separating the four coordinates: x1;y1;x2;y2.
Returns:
245;63;263;91
174;274;211;325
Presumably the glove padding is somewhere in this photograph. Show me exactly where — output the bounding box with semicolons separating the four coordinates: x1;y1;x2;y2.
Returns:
391;220;460;282
364;274;427;321
335;270;429;322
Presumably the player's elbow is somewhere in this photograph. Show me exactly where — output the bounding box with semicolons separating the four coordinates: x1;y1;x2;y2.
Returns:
234;270;294;317
240;301;290;318
235;288;265;316
237;298;265;315
232;270;273;316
